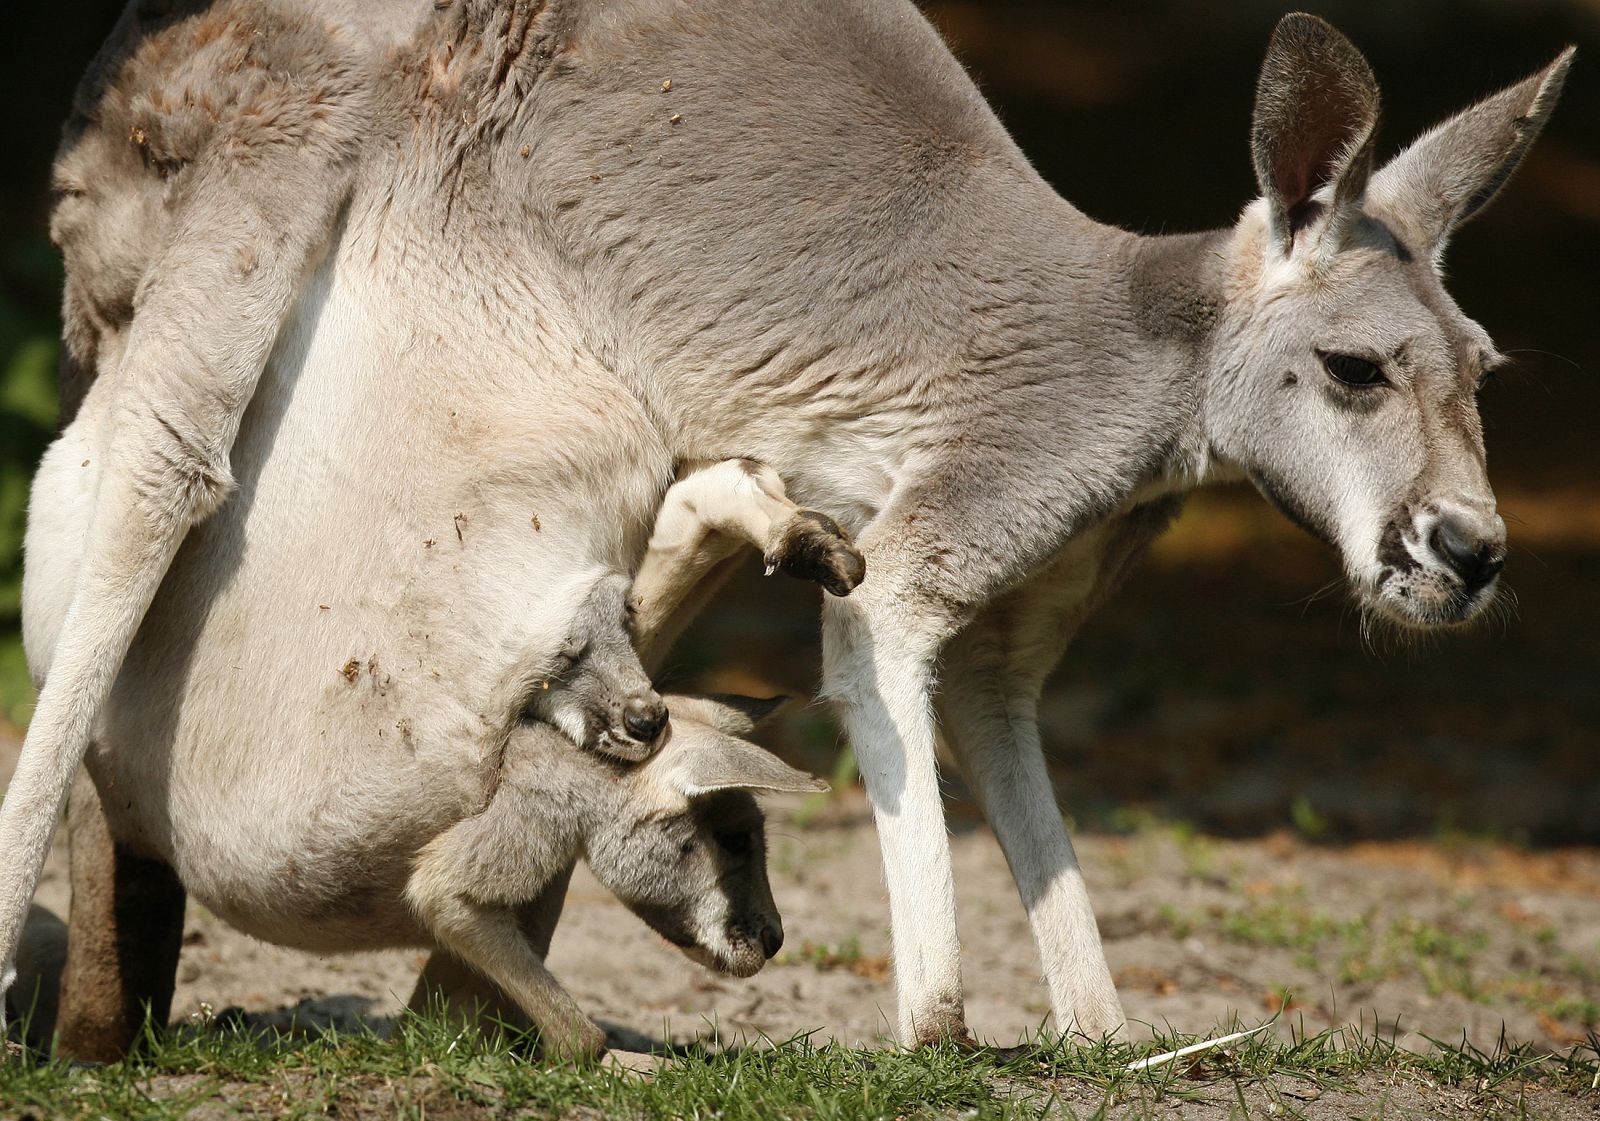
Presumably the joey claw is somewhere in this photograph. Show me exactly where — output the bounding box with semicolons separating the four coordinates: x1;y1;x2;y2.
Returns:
764;510;866;597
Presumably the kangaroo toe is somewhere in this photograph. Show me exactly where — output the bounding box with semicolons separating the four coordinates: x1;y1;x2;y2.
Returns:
541;1017;608;1064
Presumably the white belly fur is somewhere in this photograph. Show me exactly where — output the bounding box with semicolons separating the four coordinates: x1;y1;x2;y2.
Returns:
23;243;672;950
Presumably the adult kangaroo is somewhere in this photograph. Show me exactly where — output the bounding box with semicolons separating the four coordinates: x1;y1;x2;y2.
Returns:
0;0;1571;1048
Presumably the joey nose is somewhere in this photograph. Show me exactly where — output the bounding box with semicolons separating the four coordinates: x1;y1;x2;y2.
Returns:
1428;517;1504;593
759;925;784;959
623;695;667;743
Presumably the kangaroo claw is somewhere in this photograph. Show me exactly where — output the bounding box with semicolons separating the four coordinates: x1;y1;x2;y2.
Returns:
763;510;866;597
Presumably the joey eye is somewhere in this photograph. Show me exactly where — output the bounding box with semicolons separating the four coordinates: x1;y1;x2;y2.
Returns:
1475;369;1499;393
713;831;753;858
1319;352;1387;388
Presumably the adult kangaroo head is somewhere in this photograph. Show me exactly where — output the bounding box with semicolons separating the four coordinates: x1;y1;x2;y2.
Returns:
1206;14;1571;627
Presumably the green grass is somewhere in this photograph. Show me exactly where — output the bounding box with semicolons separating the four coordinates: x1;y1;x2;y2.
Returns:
1160;887;1496;994
3;1014;1596;1120
1154;886;1600;1038
777;935;865;971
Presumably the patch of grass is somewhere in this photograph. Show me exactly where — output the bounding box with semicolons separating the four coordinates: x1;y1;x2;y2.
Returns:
1215;893;1370;952
1393;918;1489;1000
1161;887;1511;1005
1499;977;1600;1029
1098;808;1237;890
1563;948;1600;986
3;1014;1594;1120
779;935;864;969
1547;995;1600;1029
1289;795;1332;841
0;242;61;733
3;1017;1006;1121
791;741;858;829
1155;902;1193;941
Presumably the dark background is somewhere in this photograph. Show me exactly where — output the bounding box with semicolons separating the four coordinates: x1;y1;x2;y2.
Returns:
2;1;1596;839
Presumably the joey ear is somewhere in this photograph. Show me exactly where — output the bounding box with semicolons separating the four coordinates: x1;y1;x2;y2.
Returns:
1370;48;1574;261
1251;13;1381;259
665;693;788;736
668;732;828;797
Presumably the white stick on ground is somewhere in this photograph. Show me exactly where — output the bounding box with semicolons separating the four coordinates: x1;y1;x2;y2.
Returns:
1126;1022;1272;1072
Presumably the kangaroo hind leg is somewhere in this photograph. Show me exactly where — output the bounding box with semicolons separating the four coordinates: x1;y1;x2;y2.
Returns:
0;6;367;1021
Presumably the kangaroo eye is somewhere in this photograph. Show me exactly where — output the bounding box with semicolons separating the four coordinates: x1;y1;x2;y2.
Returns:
1320;352;1387;388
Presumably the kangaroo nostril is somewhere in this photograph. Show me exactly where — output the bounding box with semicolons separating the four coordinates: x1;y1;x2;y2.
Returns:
622;695;667;742
760;925;783;959
1429;519;1502;592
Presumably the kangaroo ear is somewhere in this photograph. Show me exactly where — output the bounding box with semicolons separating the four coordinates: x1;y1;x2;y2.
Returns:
1251;13;1381;261
665;693;788;737
668;731;828;797
1370;47;1574;262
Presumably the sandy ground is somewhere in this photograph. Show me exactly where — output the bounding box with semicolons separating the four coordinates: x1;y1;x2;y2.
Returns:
7;724;1598;1059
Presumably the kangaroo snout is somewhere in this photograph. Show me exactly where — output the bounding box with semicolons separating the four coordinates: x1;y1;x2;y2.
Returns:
1428;514;1505;595
1372;502;1507;627
759;922;784;960
622;693;668;744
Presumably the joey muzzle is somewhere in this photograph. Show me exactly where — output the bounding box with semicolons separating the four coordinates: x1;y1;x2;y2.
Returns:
622;693;668;744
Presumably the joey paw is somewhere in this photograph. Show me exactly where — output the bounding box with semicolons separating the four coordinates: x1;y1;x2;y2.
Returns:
542;1018;608;1063
764;511;866;597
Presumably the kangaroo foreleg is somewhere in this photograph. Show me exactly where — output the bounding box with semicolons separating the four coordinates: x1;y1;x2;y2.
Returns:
407;865;602;1060
408;866;573;1036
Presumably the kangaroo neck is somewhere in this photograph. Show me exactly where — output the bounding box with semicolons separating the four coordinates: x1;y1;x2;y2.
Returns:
1115;223;1236;489
953;202;1233;506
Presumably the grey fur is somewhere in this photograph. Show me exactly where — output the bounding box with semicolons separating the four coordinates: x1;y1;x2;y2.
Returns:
407;697;823;1058
0;1;1573;1048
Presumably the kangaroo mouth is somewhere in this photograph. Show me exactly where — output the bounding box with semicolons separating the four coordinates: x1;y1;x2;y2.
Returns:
677;940;765;978
594;728;658;762
1369;566;1500;629
640;916;766;976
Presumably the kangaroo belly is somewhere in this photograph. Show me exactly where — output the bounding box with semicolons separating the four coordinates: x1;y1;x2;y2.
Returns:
82;236;669;944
